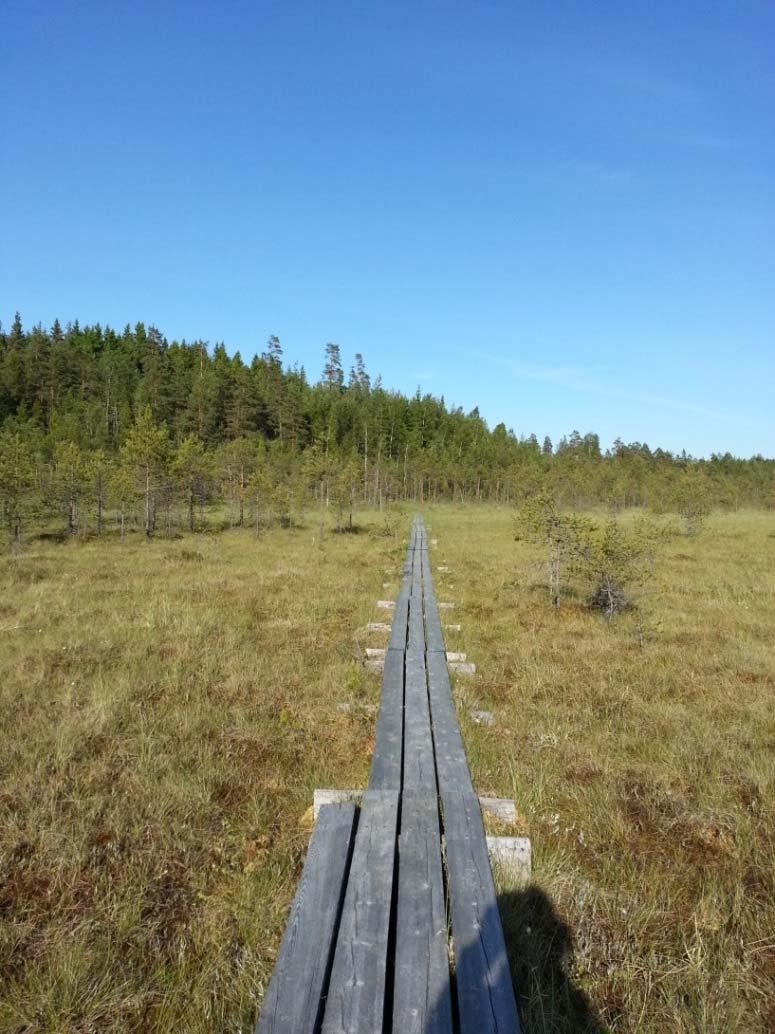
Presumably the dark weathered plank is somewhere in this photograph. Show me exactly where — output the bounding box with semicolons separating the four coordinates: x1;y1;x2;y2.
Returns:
407;594;425;653
423;597;445;653
419;549;432;583
393;792;453;1034
368;648;404;790
441;792;522;1034
389;590;410;651
426;650;474;793
402;649;436;791
256;803;358;1034
420;555;445;651
322;790;400;1034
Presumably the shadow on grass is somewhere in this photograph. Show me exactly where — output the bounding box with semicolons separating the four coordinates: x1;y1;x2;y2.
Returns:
499;886;605;1033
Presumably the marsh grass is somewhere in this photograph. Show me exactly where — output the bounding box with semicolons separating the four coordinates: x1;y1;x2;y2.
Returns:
0;514;404;1031
1;505;774;1031
430;506;775;1031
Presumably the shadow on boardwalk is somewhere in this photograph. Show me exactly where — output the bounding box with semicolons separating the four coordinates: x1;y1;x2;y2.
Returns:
498;886;605;1033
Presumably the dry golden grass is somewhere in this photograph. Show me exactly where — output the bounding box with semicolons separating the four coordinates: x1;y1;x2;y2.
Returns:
429;506;775;1032
1;506;774;1032
0;515;403;1032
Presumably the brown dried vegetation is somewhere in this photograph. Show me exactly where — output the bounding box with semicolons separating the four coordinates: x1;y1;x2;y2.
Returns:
437;506;775;1032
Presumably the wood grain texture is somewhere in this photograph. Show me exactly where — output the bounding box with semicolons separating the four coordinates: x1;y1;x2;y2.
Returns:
441;792;522;1034
407;594;425;653
388;590;410;651
423;596;446;653
392;792;453;1034
426;650;474;794
368;649;404;790
256;803;357;1034
321;791;400;1034
402;649;436;792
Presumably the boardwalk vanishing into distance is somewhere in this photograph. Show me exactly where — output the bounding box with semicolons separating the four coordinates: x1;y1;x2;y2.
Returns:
257;517;521;1033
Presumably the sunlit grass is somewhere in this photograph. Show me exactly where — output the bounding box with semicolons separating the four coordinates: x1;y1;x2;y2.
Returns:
430;506;775;1032
1;506;774;1031
0;514;403;1032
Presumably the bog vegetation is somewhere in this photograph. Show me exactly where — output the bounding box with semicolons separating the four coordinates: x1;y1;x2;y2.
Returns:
1;312;773;549
1;507;773;1031
1;312;774;1031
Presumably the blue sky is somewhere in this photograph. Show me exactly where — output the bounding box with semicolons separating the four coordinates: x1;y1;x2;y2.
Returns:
2;1;773;457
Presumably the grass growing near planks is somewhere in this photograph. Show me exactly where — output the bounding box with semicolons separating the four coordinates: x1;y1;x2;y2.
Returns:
2;506;774;1032
0;514;404;1032
429;506;775;1032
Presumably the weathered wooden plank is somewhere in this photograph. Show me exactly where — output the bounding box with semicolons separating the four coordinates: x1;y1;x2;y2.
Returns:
322;790;400;1034
423;597;445;653
368;649;404;790
256;803;357;1034
402;650;436;791
441;792;522;1034
393;793;453;1033
407;594;425;653
426;650;474;794
420;549;432;580
388;590;410;651
420;554;445;653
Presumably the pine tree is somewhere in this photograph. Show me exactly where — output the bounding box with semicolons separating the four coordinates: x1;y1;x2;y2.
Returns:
218;437;257;526
322;343;344;389
262;335;283;368
0;429;35;548
52;440;88;534
121;407;169;538
173;435;211;531
348;353;370;393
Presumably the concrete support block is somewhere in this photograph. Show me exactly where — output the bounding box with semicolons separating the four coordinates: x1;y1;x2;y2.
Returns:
439;601;455;610
486;836;532;882
314;789;517;828
450;661;476;675
446;651;467;662
444;623;462;632
367;622;392;632
365;647;386;659
478;796;516;823
312;788;363;820
469;709;493;726
376;599;395;610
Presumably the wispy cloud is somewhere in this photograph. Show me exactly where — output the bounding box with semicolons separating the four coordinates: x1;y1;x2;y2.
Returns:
627;390;731;422
488;355;602;391
484;352;746;425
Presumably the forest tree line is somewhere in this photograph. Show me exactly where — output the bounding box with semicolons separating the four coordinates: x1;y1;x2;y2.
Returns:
0;313;773;544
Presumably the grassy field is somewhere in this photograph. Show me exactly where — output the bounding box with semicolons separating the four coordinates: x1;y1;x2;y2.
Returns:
1;506;774;1031
431;506;775;1032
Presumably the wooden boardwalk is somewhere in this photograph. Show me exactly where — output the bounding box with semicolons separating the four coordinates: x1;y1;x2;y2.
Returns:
257;518;521;1033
